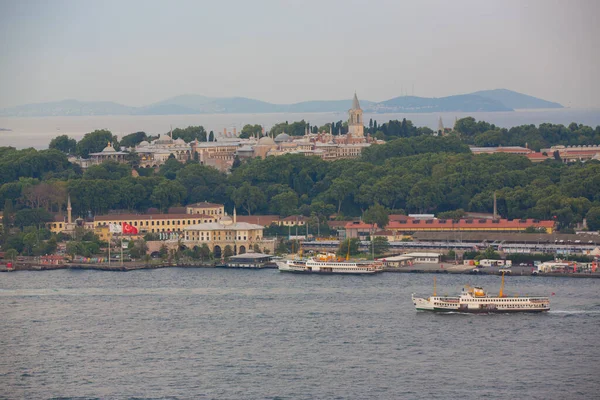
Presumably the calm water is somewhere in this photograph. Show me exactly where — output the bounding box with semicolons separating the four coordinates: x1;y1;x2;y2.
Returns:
1;269;599;399
1;108;600;149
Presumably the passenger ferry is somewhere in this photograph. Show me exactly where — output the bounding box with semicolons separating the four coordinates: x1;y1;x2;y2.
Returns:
412;275;550;313
277;253;383;274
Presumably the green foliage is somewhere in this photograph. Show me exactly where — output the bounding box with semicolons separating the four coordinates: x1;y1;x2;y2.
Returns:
437;209;466;220
171;126;206;142
231;182;266;215
370;236;390;256
128;239;148;259
586;207;600;231
269;120;309;137
223;245;233;258
240;124;263;139
84;161;131;180
454;117;600;151
363;203;389;229
0;148;71;184
338;238;360;256
76;129;119;158
49;135;77;154
119;131;149;148
14;208;54;229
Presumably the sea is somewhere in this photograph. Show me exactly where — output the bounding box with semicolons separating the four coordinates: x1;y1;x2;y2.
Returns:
1;108;600;149
1;269;599;399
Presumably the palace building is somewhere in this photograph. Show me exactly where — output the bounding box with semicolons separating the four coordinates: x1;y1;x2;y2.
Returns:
183;209;275;257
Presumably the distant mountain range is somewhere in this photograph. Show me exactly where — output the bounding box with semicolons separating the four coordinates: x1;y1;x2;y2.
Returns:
0;89;563;117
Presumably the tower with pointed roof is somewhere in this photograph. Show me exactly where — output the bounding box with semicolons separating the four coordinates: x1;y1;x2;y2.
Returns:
348;92;364;137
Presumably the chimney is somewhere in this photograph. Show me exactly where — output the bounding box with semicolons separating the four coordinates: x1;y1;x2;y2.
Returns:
233;207;237;224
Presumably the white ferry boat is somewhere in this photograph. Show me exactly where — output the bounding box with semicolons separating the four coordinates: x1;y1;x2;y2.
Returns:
412;275;550;313
277;253;382;275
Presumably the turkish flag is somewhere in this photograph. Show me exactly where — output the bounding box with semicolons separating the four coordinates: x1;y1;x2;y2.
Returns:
122;222;139;235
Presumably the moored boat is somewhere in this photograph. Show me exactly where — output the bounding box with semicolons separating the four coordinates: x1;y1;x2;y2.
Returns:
277;252;382;274
412;275;550;313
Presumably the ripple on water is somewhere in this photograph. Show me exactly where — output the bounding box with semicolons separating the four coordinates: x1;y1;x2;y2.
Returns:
1;270;599;399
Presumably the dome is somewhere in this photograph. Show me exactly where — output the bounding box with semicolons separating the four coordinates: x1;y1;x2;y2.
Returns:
175;138;186;144
102;142;116;152
274;133;292;143
257;136;276;146
138;140;149;147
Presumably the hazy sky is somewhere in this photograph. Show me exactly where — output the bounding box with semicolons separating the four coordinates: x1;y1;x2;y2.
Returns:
1;0;599;108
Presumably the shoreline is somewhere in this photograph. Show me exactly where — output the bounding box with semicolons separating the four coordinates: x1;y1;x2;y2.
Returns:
3;262;600;278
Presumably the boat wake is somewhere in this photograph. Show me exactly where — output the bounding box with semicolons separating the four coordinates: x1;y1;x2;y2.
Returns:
549;310;600;315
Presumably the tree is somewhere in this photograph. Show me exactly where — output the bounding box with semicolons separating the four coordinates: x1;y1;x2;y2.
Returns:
3;198;14;229
49;135;77;154
232;183;266;215
585;207;600;231
240;124;262;139
370;236;390;257
171;126;207;142
14;208;54;229
208;131;214;142
363;203;389;229
129;239;148;259
328;178;356;214
223;245;233;258
269;191;298;216
76;129;119;158
119;131;148;148
338;238;360;257
150;180;187;212
5;248;18;261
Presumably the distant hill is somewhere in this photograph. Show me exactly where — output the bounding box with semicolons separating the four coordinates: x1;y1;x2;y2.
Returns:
368;94;512;113
471;89;563;109
0;89;562;116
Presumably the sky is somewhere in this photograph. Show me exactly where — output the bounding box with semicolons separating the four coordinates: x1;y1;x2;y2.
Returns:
0;0;599;109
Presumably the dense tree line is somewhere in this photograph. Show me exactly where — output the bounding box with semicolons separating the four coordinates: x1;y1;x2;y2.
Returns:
454;117;600;150
2;118;600;244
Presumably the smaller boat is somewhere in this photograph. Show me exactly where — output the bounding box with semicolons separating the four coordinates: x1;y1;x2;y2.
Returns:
412;274;550;313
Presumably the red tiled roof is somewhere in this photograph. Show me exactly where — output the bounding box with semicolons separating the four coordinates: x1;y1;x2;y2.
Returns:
235;215;280;226
187;202;223;208
387;218;554;230
526;153;551;160
344;222;376;229
327;220;350;228
95;213;213;221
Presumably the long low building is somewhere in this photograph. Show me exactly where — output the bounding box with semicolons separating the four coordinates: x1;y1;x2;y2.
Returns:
387;218;555;234
94;213;217;233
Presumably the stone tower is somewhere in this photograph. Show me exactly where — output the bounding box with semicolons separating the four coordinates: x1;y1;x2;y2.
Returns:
348;92;364;137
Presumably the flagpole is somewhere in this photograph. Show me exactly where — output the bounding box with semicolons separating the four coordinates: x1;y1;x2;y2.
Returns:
121;229;123;267
108;232;111;267
120;228;124;267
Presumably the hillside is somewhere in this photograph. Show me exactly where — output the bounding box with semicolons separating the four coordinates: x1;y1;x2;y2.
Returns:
0;89;562;116
368;94;512;113
471;89;563;109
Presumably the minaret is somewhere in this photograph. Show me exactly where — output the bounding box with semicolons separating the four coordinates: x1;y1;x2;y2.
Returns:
348;92;364;137
438;117;444;136
67;195;72;225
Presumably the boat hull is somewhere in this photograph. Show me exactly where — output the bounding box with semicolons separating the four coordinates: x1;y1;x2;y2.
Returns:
416;307;549;313
277;261;379;274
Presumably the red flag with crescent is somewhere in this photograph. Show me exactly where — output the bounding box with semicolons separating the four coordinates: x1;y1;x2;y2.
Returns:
122;222;138;234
